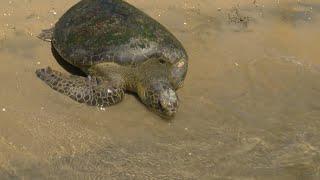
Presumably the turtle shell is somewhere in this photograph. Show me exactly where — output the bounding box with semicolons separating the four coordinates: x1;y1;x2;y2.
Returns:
52;0;188;68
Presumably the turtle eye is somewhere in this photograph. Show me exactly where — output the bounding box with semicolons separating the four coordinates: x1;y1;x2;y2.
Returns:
159;59;166;64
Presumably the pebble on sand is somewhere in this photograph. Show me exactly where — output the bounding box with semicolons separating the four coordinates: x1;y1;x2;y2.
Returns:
2;108;6;112
50;9;57;15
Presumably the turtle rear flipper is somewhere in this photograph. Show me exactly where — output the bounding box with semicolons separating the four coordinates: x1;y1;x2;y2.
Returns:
37;28;54;42
36;67;125;106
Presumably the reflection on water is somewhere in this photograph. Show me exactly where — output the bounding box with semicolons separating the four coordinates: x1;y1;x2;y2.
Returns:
0;0;320;179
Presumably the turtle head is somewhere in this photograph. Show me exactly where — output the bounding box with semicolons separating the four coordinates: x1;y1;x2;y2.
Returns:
140;81;179;119
158;87;179;118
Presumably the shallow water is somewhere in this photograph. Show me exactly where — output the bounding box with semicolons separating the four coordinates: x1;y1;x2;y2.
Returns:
1;0;320;179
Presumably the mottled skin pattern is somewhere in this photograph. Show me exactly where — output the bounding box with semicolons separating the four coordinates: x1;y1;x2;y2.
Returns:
36;67;124;106
37;0;188;118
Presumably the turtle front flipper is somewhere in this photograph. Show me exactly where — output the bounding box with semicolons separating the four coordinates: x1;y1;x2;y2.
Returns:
37;28;54;42
36;67;124;106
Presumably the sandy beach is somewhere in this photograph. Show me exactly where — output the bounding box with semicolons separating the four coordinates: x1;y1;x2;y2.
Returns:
0;0;320;179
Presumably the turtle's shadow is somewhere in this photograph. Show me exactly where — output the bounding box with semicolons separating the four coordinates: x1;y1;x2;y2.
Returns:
51;44;87;77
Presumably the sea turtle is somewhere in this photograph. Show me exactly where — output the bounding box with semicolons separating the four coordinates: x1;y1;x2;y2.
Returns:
36;0;188;119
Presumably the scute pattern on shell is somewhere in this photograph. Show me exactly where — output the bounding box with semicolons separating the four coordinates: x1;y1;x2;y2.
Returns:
52;0;187;68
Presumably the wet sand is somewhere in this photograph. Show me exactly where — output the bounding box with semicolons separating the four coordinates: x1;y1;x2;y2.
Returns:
1;0;320;179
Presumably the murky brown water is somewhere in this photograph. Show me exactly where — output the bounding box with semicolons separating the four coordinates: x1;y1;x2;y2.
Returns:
1;0;320;179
